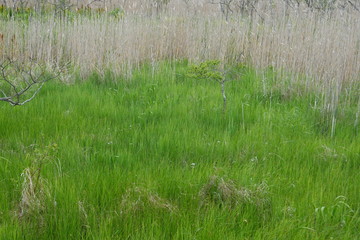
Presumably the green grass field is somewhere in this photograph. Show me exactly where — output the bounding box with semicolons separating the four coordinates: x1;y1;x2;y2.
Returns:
0;62;359;239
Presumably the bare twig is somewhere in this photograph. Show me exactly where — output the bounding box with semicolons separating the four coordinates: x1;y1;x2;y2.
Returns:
347;0;360;12
85;0;104;8
0;58;62;106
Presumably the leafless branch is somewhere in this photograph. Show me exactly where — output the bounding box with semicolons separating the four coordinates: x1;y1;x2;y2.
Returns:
347;0;360;11
85;0;104;8
0;58;62;106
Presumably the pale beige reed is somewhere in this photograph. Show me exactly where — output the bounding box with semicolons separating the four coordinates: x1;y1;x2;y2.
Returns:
0;0;359;118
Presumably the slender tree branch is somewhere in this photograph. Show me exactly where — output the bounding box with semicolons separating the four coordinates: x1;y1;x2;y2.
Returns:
348;0;360;11
0;58;62;106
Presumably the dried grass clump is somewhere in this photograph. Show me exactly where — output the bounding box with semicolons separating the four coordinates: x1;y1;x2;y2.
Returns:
16;144;57;226
199;176;271;213
17;167;48;225
120;187;178;215
199;175;247;208
78;201;91;236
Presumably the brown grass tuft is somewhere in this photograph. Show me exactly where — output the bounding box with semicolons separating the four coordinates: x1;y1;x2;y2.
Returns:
120;187;178;215
17;167;48;226
78;201;91;236
16;143;57;227
199;176;271;214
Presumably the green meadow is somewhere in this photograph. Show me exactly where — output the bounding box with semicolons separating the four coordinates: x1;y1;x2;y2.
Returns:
0;62;359;239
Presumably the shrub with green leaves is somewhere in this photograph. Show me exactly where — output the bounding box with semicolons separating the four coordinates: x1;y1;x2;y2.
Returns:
188;60;241;112
187;60;224;83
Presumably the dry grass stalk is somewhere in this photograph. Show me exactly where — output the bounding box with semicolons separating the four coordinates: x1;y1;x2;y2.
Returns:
18;167;48;225
120;187;178;215
0;33;3;57
199;175;271;212
78;201;91;235
16;144;58;226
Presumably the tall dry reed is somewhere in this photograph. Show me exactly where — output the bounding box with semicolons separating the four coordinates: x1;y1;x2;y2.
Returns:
0;0;359;120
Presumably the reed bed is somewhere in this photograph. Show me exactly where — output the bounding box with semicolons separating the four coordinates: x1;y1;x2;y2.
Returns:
0;0;359;111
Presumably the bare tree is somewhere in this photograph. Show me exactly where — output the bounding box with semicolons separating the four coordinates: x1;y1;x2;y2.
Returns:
0;58;60;106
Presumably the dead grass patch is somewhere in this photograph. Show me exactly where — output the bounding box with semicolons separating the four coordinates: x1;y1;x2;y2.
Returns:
17;167;49;227
199;176;272;217
120;187;178;215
